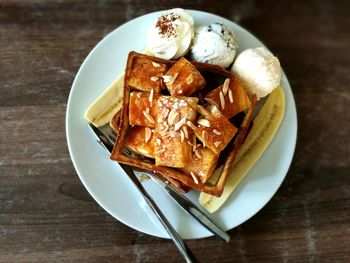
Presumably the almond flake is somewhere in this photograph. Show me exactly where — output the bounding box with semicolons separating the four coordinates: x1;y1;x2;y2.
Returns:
162;75;171;83
178;90;183;94
197;119;210;128
223;78;230;95
150;76;159;82
202;130;208;147
197;105;209;116
152;61;161;68
190;172;199;184
168;109;180;125
169;73;179;85
161;108;170;119
156;138;161;145
229;89;234;103
143;111;155;123
194;149;202;159
213;129;221;135
182;126;189;139
180;130;185;142
205;98;219;108
214;141;222;148
145;127;152;143
174;117;187;131
149;89;154;105
146;107;150;113
186;74;193;85
219;91;225;109
186;120;197;130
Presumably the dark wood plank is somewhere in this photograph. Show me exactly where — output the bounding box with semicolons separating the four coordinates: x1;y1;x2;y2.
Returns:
1;0;349;262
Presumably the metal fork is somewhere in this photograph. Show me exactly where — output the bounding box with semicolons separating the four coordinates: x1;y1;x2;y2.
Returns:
89;124;230;262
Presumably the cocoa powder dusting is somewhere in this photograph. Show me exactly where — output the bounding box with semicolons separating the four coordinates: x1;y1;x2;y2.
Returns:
156;13;179;37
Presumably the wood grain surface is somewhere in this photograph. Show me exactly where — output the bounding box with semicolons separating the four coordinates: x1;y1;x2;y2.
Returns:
1;0;349;262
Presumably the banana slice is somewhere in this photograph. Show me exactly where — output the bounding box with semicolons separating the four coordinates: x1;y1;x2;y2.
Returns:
84;73;124;127
199;87;285;213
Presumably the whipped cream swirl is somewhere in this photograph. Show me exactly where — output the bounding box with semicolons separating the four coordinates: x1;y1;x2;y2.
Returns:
147;9;194;60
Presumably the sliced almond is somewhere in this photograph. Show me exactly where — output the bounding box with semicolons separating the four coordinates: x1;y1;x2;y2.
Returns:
182;126;189;139
197;105;209;116
205;98;219;108
202;130;208;147
169;73;179;85
186;120;197;130
223;78;230;95
156;138;161;145
162;75;171;83
150;76;159;82
213;129;221;135
145;127;152;143
214;141;222;148
174;117;187;131
194;149;202;159
190;172;199;184
180;130;185;142
186;74;193;85
177;90;183;94
149;89;154;105
146;107;150;113
197;119;210;128
161;108;170;119
219;91;225;109
229;89;234;103
152;61;161;68
168;109;180;125
143;111;155;123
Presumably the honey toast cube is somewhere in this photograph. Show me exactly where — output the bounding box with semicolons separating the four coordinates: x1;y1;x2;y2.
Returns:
128;57;168;93
153;130;192;168
164;57;206;97
124;126;155;158
181;146;219;183
155;96;198;124
205;77;252;119
194;105;238;154
129;91;157;128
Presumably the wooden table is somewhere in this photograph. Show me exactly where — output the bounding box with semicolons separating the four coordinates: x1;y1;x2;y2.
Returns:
1;1;349;262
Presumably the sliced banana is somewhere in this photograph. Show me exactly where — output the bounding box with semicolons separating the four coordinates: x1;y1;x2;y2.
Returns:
199;87;285;213
84;73;125;127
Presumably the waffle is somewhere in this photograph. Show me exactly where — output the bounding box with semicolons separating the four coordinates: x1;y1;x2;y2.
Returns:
110;51;256;197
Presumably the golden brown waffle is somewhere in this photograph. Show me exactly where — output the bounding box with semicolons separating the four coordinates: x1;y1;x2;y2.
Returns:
110;51;256;197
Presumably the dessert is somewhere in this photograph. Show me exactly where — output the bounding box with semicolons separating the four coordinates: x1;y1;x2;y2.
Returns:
84;9;286;208
231;47;282;100
190;23;237;68
147;8;194;59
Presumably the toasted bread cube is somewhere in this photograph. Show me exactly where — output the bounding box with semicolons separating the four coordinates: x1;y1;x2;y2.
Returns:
181;147;218;183
128;57;168;93
124;126;155;158
129;91;157;128
206;77;252;119
153;130;192;168
194;105;238;154
155;96;198;124
165;57;206;97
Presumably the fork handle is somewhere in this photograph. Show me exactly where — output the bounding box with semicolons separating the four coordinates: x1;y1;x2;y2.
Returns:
121;165;195;263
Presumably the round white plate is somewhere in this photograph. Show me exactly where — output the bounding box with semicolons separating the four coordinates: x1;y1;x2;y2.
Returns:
66;10;297;239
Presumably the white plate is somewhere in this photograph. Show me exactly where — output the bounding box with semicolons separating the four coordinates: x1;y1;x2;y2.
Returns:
66;10;297;239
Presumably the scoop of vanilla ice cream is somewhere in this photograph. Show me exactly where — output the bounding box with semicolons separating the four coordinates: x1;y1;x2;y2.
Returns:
231;47;281;100
147;8;194;60
190;23;237;68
